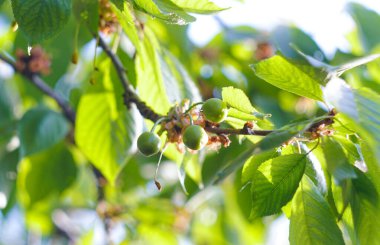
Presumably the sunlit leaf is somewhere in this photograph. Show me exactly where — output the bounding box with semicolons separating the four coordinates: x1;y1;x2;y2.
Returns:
332;54;380;77
111;1;140;49
241;149;279;186
136;28;172;114
250;154;306;219
222;86;257;113
133;0;195;25
18;106;69;157
76;61;142;183
251;54;324;101
171;0;226;14
12;0;71;42
289;176;345;245
161;50;202;102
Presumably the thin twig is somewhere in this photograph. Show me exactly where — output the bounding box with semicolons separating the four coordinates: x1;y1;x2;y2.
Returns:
96;35;162;122
0;53;76;125
204;126;273;136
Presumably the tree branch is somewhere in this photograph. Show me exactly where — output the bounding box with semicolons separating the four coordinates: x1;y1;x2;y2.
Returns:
0;53;76;125
96;35;162;122
205;127;273;136
205;111;336;137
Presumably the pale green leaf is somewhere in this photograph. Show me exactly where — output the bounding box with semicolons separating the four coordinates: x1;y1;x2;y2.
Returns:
12;0;71;42
241;150;279;186
161;50;202;102
111;1;140;49
250;154;306;219
289;176;345;245
18;107;69;157
136;28;172;115
76;62;142;183
172;0;227;14
222;86;256;113
331;54;380;77
288;45;380;78
251;55;324;101
133;0;195;25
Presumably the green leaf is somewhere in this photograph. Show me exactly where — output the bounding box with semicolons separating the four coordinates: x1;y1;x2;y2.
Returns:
212;117;322;184
271;26;325;61
329;54;380;77
250;154;306;219
17;143;77;207
18;106;69;157
352;167;378;205
171;0;227;14
241;150;279;186
75;61;142;183
321;137;357;183
12;0;71;42
351;196;380;245
251;55;324;101
73;0;99;33
133;0;195;25
289;176;345;245
325;81;380;165
222;86;257;113
347;2;380;52
111;1;140;49
161;50;202;102
135;28;172;115
352;142;380;245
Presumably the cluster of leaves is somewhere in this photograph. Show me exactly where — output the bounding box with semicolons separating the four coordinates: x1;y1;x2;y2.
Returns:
1;0;380;244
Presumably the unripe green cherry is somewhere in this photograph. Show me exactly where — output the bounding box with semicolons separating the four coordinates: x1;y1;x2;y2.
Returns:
137;132;161;156
183;125;208;150
201;98;228;123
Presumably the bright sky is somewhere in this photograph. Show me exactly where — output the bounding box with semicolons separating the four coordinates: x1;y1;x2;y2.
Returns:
188;0;380;56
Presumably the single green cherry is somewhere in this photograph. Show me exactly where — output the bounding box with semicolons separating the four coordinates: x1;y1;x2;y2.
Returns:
183;125;208;150
137;132;161;156
201;98;228;123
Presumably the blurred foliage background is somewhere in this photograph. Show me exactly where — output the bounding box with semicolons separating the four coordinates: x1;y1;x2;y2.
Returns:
1;0;380;244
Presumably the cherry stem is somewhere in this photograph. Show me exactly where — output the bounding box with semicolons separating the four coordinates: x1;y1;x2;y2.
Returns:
184;101;204;114
154;142;168;191
186;113;194;125
150;117;169;133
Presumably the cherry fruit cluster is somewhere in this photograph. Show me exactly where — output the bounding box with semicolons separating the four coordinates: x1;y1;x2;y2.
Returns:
137;98;229;156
